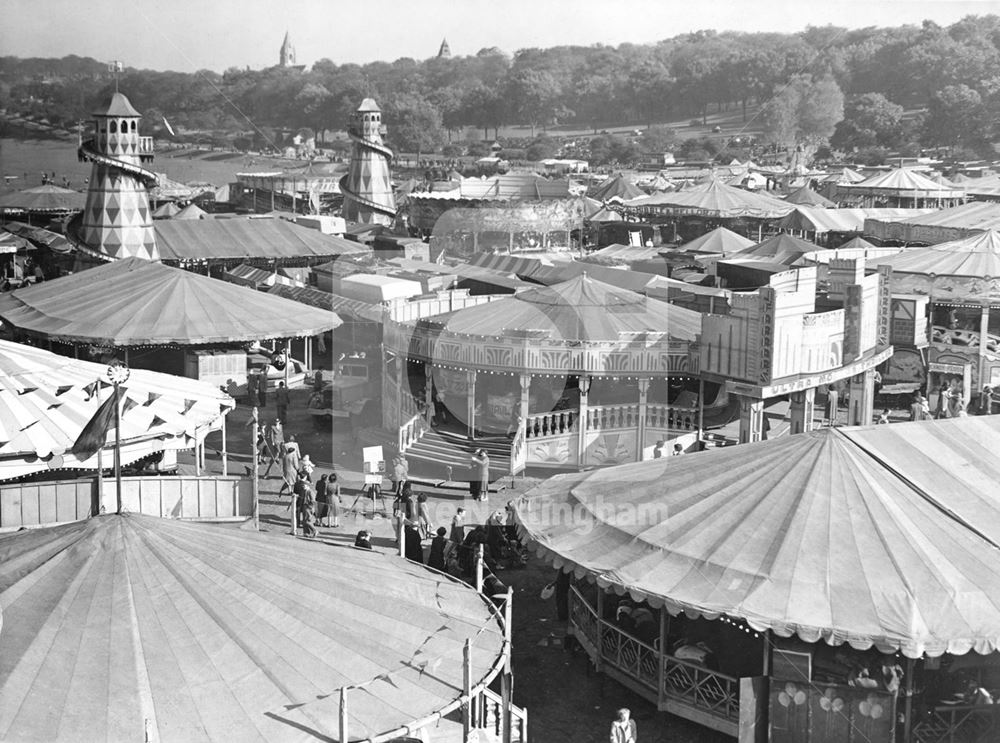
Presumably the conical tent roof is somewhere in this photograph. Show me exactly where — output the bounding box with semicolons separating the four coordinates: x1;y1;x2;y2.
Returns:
837;236;876;251
514;417;1000;657
0;185;86;212
628;178;794;218
871;229;1000;278
678;226;755;255
173;203;209;220
0;514;505;742
435;274;700;343
784;185;836;207
728;232;817;264
152;201;181;219
0;339;232;479
0;257;341;345
588;173;644;202
822;167;866;184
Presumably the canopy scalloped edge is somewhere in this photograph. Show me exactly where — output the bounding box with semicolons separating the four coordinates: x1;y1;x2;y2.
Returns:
513;511;999;660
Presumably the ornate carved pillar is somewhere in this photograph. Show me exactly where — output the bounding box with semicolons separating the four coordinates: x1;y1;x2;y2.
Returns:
519;372;531;427
788;388;816;435
637;378;650;460
577;375;591;467
738;395;766;444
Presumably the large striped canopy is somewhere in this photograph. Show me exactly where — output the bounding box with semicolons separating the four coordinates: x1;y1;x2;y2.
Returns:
0;339;232;480
0;257;341;346
514;417;1000;658
0;515;505;742
0;185;87;213
627;179;794;219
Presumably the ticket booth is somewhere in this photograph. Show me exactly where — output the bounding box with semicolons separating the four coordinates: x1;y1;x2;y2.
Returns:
927;361;971;417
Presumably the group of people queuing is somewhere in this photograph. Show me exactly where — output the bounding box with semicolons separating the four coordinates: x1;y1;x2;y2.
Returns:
909;380;1000;422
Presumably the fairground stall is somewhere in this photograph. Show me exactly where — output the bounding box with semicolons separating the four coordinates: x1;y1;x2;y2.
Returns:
873;230;1000;408
514;415;1000;743
0;339;241;526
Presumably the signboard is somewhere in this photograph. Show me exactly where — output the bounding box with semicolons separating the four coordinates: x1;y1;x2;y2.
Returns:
362;446;385;485
877;266;892;347
758;287;776;385
727;346;894;399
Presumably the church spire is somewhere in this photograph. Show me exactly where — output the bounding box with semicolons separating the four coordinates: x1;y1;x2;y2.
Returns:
279;31;295;67
437;38;451;59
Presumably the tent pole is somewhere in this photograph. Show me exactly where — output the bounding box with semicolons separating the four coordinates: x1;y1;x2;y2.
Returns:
462;639;473;739
501;587;513;743
475;544;484;593
902;658;915;741
220;413;228;477
251;411;259;530
339;688;348;743
96;380;104;514
114;380;122;514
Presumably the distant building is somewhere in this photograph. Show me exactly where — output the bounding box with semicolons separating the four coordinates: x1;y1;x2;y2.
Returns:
437;38;452;59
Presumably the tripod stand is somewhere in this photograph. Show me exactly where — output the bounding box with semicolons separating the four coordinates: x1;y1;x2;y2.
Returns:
348;480;389;518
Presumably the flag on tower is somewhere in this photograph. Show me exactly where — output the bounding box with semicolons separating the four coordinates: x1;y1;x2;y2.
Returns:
162;117;176;137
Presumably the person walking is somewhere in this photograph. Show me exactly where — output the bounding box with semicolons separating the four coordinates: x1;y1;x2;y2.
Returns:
279;442;301;496
300;476;317;538
427;527;450;571
609;708;637;743
275;381;290;424
417;492;433;539
450;507;467;545
328;467;342;527
468;452;482;501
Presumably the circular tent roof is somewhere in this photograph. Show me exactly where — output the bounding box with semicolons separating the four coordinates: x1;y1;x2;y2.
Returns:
0;257;341;346
435;274;700;343
0;514;505;742
514;418;1000;658
626;178;795;219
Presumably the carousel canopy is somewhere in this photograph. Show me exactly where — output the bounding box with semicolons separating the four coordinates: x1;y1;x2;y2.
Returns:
843;168;965;199
515;418;1000;658
149;175;196;202
870;229;1000;278
627;179;794;219
0;257;341;346
821;167;866;184
433;274;700;342
783;185;836;208
778;206;932;235
677;226;755;255
0;514;505;742
0;339;232;480
0;185;86;213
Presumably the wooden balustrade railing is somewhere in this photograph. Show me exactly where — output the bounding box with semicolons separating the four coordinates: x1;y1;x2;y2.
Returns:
525;409;577;438
569;587;740;725
479;686;528;742
912;703;1000;743
397;412;426;454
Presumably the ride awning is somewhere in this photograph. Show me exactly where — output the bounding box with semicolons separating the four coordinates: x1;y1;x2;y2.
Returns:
0;339;233;480
514;417;1000;658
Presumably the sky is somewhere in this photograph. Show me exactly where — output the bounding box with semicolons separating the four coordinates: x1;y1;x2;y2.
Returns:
2;0;996;72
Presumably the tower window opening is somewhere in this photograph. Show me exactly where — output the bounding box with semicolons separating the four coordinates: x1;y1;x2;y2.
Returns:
109;120;117;134
130;121;136;132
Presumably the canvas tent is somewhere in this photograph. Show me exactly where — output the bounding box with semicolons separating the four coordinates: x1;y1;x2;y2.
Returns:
0;339;232;480
514;417;1000;658
677;226;755;255
0;185;87;213
0;257;341;346
0;514;506;742
626;179;794;219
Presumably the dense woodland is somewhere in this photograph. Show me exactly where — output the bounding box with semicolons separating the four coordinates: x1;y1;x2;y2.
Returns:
3;17;1000;164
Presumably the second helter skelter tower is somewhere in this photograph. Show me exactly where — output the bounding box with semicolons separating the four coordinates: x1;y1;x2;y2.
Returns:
77;92;159;261
339;98;396;226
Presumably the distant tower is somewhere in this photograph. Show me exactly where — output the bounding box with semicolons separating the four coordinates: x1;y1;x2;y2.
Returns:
77;92;158;261
279;32;296;67
437;38;452;59
339;98;396;226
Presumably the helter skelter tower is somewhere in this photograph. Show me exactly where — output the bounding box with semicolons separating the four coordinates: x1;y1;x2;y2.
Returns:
76;91;159;261
339;98;396;226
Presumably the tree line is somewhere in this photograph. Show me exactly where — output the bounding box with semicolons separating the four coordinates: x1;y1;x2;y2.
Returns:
2;16;1000;163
